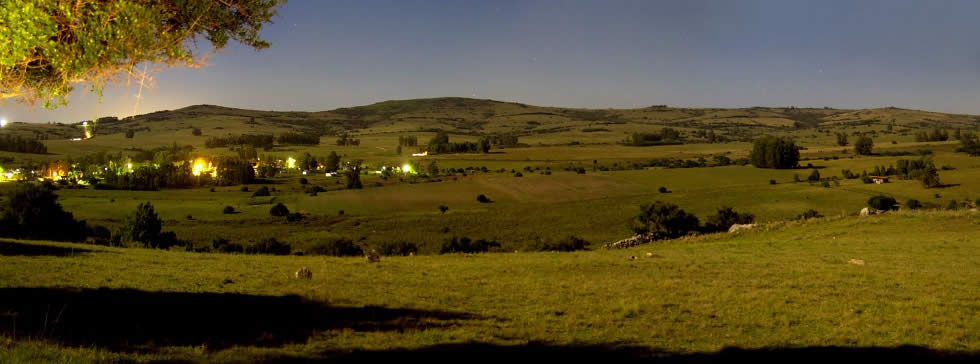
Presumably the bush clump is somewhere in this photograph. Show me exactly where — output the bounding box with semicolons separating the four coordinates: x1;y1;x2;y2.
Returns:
532;235;590;252
439;236;501;254
308;239;363;256
796;209;823;220
702;207;755;233
377;241;419;256
212;238;244;253
629;201;699;239
222;206;235;214
252;186;270;197
476;194;492;203
298;177;308;185
246;238;291;255
904;199;923;210
867;195;898;211
269;203;290;217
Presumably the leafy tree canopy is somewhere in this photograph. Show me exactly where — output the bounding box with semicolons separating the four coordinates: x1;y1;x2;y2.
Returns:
1;0;285;107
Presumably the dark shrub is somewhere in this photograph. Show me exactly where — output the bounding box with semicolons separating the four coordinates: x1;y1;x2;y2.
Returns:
286;212;304;222
629;201;700;239
246;238;291;255
192;127;202;136
476;194;492;203
905;199;923;210
946;200;959;210
769;179;776;185
514;172;523;177
703;207;755;233
269;203;290;217
439;237;501;254
377;241;418;256
222;206;235;214
807;169;821;182
867;195;898;211
338;210;345;215
125;129;135;138
658;186;669;193
0;183;89;241
796;209;823;220
308;239;363;256
252;186;270;197
118;202;164;248
438;205;449;214
299;177;308;185
212;238;244;253
306;185;326;194
240;186;250;192
533;235;589;252
854;136;874;155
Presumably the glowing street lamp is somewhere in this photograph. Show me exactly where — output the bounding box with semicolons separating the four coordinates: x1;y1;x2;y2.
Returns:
0;119;7;128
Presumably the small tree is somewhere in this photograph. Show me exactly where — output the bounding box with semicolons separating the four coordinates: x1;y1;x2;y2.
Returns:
905;199;923;210
192;127;202;136
119;202;162;248
269;203;290;217
0;183;88;241
854;136;874;155
223;206;235;214
125;129;135;138
703;207;755;233
867;195;897;211
325;151;341;172
807;169;821;182
427;161;440;176
476;194;492;203
836;132;848;146
345;160;363;189
439;205;449;214
629;201;700;239
252;186;270;197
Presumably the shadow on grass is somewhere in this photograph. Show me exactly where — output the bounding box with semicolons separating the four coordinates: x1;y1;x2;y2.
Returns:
276;342;979;363
0;287;487;351
0;240;96;257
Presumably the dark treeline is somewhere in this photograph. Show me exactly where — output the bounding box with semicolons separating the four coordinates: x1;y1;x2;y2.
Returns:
692;129;725;143
0;135;47;154
276;132;320;145
627;128;683;146
205;134;274;149
750;136;800;169
336;133;361;146
487;134;519;146
956;131;980;156
398;135;418;147
427;131;490;154
915;128;949;142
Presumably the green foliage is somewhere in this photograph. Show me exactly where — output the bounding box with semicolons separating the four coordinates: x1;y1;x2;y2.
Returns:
325;151;341;172
246;238;291;255
439;236;501;254
376;241;419;256
835;132;848;146
191;127;202;136
629;201;700;239
946;200;959;210
216;159;256;186
807;169;821;182
531;235;590;252
703;207;755;233
211;238;243;253
0;183;88;241
750;136;799;169
345;160;363;189
854;136;874;155
1;0;284;107
125;129;135;138
896;158;941;188
795;209;823;220
118;202;169;248
905;199;923;210
867;195;898;211
269;203;289;217
308;239;363;257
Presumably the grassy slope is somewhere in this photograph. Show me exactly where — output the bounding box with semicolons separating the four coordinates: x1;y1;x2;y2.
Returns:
0;210;977;362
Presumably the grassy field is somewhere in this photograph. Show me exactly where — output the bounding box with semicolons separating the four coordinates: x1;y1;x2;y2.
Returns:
1;210;978;362
1;98;979;362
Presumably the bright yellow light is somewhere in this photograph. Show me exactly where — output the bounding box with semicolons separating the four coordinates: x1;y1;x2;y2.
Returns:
402;164;412;173
191;159;214;177
126;163;132;170
286;157;296;169
0;119;7;127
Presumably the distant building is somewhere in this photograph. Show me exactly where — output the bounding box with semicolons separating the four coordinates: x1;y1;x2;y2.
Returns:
869;176;890;184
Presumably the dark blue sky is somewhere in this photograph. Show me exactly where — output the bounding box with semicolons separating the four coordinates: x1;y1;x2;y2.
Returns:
4;0;980;123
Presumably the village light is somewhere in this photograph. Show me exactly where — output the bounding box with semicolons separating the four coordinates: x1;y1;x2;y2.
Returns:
286;157;296;169
402;163;412;173
0;119;7;127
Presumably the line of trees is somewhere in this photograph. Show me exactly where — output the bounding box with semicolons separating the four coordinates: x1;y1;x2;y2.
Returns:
427;131;490;154
336;133;361;146
276;132;320;145
749;136;799;169
398;135;418;146
0;135;47;154
629;201;755;240
627;128;683;146
204;134;274;149
915;128;949;142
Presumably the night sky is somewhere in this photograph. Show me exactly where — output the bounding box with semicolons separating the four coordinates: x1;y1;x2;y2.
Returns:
3;0;980;123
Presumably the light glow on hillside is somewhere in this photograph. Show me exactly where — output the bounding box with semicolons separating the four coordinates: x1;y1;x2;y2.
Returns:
191;159;215;177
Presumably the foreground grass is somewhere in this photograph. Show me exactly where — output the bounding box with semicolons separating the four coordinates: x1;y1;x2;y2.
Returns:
1;210;978;362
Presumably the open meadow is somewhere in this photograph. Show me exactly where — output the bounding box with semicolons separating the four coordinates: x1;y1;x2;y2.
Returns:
1;98;979;362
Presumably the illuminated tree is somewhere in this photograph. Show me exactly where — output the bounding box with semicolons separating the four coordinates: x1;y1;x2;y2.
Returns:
1;0;285;107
